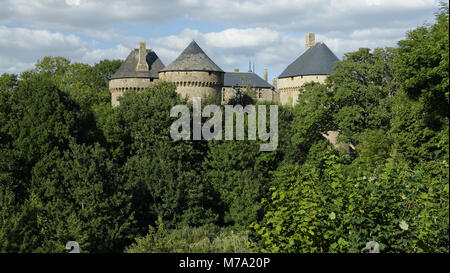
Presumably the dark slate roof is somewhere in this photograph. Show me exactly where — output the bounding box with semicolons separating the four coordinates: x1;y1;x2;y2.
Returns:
224;72;273;89
161;40;223;72
278;42;339;78
110;49;165;79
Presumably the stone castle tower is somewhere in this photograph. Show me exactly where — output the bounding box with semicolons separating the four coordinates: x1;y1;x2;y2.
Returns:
109;42;164;106
278;33;339;106
108;34;339;107
158;40;224;100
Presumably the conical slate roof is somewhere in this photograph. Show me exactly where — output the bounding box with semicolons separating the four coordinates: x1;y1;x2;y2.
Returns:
110;49;165;79
279;42;339;78
161;40;223;72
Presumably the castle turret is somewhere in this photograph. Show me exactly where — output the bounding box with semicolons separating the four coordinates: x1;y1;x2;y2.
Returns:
158;40;224;100
109;42;165;106
278;35;339;106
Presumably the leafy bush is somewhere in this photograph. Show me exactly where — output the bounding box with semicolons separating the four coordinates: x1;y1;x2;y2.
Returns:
126;217;252;253
252;150;449;253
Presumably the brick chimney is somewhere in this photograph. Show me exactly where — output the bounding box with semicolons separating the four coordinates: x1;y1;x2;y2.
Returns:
136;41;149;71
305;33;315;51
264;68;268;82
234;68;239;72
272;77;277;89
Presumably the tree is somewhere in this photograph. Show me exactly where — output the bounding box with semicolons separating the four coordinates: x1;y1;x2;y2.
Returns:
0;73;18;92
6;73;81;170
253;150;449;253
391;3;449;165
30;142;134;252
327;47;397;146
118;82;217;232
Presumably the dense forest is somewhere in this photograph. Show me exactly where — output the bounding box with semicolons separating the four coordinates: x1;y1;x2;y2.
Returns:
0;5;448;253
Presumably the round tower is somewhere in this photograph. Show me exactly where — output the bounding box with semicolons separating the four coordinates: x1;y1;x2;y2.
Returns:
158;40;224;100
109;42;165;106
278;33;339;106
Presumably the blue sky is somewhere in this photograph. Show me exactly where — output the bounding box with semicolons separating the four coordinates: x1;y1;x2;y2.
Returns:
0;0;441;80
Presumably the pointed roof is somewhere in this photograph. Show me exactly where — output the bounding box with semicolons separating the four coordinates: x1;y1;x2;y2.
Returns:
278;42;339;78
110;49;165;79
161;40;223;72
224;72;273;89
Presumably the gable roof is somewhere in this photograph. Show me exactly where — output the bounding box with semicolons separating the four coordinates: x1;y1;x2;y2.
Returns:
161;40;223;72
224;72;273;89
110;49;165;79
278;42;339;78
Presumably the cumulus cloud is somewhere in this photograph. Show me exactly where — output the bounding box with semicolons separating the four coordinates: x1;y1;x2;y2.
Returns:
148;26;408;80
0;26;131;73
0;0;442;76
81;44;131;63
65;0;81;6
1;0;439;34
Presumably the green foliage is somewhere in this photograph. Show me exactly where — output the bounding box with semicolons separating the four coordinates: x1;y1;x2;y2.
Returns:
30;142;134;252
291;82;335;163
252;6;449;253
118;82;217;231
203;140;265;228
325;47;397;146
395;3;449;121
5;73;81;170
126;217;252;253
0;5;448;253
391;3;449;165
253;151;449;253
0;73;18;92
202;102;286;228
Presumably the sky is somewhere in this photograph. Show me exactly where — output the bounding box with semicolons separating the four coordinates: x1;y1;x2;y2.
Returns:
0;0;442;80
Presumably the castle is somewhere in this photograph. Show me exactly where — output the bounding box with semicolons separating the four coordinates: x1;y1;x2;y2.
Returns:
109;33;339;107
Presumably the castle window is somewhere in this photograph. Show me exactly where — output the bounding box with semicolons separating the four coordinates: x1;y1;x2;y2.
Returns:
208;72;212;75
291;77;294;80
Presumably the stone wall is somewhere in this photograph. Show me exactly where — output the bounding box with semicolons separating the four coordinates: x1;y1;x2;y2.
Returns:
278;74;327;106
109;78;157;106
221;86;275;104
159;71;224;100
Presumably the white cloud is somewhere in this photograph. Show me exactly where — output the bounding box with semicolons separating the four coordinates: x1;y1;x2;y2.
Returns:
0;26;88;60
65;0;81;6
0;0;442;77
203;28;281;49
148;24;415;80
0;26;130;73
1;0;439;34
81;44;131;63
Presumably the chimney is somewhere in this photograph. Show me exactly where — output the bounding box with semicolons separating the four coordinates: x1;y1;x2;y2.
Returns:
234;68;239;72
272;77;277;89
136;41;149;71
305;33;315;51
264;68;268;82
